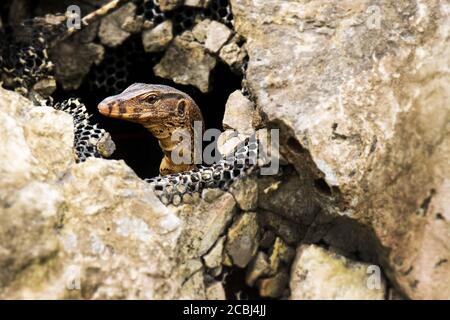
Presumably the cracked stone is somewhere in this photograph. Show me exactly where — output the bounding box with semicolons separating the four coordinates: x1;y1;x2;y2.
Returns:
205;21;232;53
245;251;271;287
192;19;212;43
223;90;255;135
290;245;386;300
154;31;217;93
203;236;225;269
206;281;226;300
257;272;289;298
142;20;173;52
225;212;260;268
159;0;183;11
268;237;295;275
185;0;212;8
229;177;258;211
98;3;136;47
219;36;247;72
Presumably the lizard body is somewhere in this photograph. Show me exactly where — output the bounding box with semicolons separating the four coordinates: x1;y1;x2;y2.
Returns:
98;83;263;206
98;83;204;175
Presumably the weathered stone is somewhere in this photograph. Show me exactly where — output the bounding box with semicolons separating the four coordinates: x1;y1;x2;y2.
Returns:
268;237;295;275
290;245;386;300
229;177;258;211
98;3;136;47
32;78;56;97
154;31;217;93
192;19;212;43
178;191;236;257
205;21;232;53
258;210;304;245
245;251;270;287
223;90;254;134
121;15;144;33
142;20;173;52
231;0;450;299
225;212;260;268
258;166;319;225
50;30;104;91
257;272;289;298
185;0;211;8
159;0;183;11
259;230;276;249
203;236;225;269
219;36;247;71
0;88;234;299
205;281;226;300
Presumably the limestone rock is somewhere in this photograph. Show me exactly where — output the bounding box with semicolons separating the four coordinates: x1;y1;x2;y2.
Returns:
142;20;173;52
219;36;247;72
258;272;289;298
205;21;232;53
98;3;136;47
225;212;260;268
223;90;254;134
231;0;450;299
32;78;56;97
185;0;211;8
0;88;236;299
192;19;212;43
203;236;225;269
50;22;104;91
290;245;386;300
229;177;258;211
154;31;217;93
245;251;270;287
206;281;226;300
159;0;183;11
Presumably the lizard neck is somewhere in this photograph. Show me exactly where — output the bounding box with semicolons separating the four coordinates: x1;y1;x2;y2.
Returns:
144;122;196;175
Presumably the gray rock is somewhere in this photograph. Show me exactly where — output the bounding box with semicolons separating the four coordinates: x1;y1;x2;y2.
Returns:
290;245;386;300
50;22;104;91
98;3;136;47
205;281;226;300
258;210;305;245
185;0;211;8
192;19;212;43
159;0;183;11
231;0;450;299
219;36;247;71
205;21;232;53
225;212;260;268
154;31;217;93
257;272;289;298
142;20;173;52
245;251;270;287
229;177;258;211
223;90;255;134
32;78;57;97
203;236;225;269
0;88;234;299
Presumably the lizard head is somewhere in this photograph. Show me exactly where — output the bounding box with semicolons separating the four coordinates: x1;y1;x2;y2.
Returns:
98;83;203;129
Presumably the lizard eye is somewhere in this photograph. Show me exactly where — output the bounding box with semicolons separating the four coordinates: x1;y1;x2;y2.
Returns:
146;94;158;103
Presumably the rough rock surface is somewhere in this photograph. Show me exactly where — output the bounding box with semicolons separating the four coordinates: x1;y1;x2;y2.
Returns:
154;31;217;93
50;23;104;91
231;0;450;299
185;0;211;8
0;87;234;299
142;20;173;52
204;21;232;53
98;3;136;47
223;90;255;134
290;245;386;300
